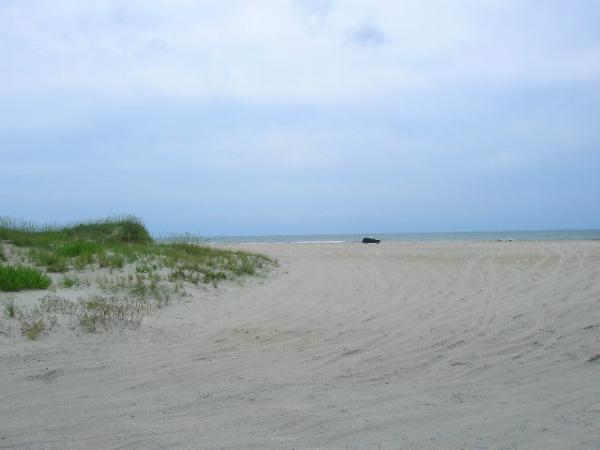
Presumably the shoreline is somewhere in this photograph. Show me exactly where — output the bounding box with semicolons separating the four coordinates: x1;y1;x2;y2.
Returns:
202;229;600;245
220;237;600;246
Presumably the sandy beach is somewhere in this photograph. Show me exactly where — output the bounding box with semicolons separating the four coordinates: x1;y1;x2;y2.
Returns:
1;241;600;449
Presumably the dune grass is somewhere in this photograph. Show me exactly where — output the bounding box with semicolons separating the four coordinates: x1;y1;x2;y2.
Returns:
0;265;52;291
3;299;18;318
0;215;275;286
61;275;81;288
0;216;275;338
0;216;151;273
22;318;46;340
0;215;151;246
0;216;275;335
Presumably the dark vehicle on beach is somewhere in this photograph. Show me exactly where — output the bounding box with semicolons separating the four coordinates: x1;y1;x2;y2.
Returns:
362;236;381;244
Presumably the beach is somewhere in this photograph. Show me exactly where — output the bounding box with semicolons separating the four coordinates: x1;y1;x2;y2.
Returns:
1;240;600;449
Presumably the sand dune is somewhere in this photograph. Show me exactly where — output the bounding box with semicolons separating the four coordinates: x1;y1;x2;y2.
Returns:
1;241;600;449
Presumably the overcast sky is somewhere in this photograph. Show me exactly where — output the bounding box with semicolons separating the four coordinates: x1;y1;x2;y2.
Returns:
1;0;599;235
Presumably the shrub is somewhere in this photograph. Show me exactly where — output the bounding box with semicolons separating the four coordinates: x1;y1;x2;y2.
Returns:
0;265;52;291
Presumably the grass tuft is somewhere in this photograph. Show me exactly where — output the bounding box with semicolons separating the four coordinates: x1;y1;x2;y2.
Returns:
0;265;52;291
21;318;45;340
61;275;80;288
80;314;99;332
3;299;18;318
78;295;150;331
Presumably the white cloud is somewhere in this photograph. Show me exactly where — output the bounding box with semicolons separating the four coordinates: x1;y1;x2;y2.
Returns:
0;0;599;103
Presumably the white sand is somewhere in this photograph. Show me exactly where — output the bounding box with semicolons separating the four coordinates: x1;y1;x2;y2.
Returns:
1;241;600;449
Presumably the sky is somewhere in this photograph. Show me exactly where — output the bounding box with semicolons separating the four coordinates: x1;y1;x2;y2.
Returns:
1;0;600;236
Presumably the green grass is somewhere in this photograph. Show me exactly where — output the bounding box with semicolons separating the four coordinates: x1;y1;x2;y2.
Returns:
28;249;68;272
0;265;52;291
0;216;276;336
0;215;275;286
58;241;102;257
98;252;125;269
61;275;80;288
0;216;152;272
0;215;151;247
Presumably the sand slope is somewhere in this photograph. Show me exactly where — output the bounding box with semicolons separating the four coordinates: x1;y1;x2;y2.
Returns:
1;241;600;449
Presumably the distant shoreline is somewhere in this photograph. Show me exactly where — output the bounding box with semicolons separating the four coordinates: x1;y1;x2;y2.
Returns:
202;229;600;245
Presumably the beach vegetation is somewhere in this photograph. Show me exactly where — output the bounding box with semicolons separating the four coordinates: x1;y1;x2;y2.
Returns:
13;304;57;340
3;299;18;318
61;275;80;288
79;295;149;330
38;293;156;331
0;216;274;286
0;265;52;291
0;215;275;335
22;318;45;340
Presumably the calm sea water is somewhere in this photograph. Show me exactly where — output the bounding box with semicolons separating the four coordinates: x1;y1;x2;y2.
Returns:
203;229;600;244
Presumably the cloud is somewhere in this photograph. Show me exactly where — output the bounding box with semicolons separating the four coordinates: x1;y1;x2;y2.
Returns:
293;0;334;22
0;1;599;103
0;1;598;234
345;22;387;46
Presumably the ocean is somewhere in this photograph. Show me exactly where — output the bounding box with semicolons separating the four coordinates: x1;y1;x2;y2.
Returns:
202;229;600;244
